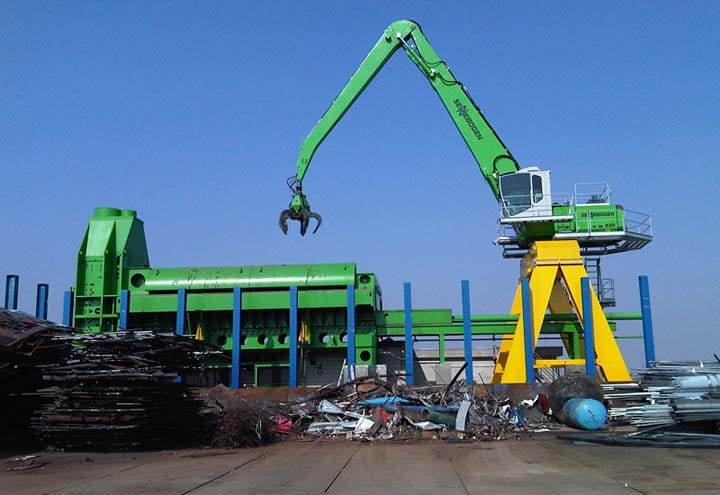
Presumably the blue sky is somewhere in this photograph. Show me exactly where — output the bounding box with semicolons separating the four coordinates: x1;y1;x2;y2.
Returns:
2;2;719;367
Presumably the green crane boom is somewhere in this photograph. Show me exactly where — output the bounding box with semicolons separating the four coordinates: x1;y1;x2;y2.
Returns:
279;20;652;257
294;19;518;198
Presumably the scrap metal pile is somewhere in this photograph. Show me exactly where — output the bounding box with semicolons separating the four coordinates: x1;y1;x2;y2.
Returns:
0;309;74;444
560;360;720;448
0;309;225;450
208;367;551;447
0;309;71;384
29;330;224;450
208;395;279;448
284;379;547;441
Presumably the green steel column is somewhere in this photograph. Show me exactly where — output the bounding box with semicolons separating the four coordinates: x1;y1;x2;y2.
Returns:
571;330;581;359
439;334;446;364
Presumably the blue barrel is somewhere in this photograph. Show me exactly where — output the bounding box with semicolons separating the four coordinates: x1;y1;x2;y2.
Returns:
561;398;607;430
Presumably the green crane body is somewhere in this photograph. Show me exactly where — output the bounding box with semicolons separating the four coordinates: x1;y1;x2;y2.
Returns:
280;20;652;256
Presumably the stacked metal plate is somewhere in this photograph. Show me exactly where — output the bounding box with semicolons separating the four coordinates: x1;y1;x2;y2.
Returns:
606;360;720;429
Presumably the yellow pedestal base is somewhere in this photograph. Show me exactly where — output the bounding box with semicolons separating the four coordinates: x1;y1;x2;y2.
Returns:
491;241;631;384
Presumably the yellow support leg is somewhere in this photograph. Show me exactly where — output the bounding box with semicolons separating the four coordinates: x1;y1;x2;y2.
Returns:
491;240;631;383
560;263;631;382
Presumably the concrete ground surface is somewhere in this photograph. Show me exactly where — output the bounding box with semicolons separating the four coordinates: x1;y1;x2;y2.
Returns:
2;435;719;495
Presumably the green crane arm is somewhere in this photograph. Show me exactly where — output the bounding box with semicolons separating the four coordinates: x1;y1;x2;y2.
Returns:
296;19;519;194
280;19;519;235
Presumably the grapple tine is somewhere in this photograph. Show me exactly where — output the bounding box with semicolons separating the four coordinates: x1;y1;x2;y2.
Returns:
299;208;310;236
279;210;291;235
309;211;322;234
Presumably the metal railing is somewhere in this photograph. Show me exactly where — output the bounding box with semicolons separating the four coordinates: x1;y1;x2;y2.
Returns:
497;182;653;256
624;209;653;238
499;193;573;221
574;182;612;205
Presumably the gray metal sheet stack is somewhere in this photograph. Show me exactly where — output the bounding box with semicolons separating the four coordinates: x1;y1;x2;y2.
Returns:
606;360;720;428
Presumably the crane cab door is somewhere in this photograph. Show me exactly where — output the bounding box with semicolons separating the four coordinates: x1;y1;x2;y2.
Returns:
499;168;554;221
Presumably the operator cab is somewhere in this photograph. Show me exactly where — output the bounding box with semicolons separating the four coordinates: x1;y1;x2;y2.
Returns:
499;167;557;221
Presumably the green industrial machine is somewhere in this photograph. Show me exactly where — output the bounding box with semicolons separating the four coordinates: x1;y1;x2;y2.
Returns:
279;19;652;257
69;20;653;386
70;207;642;386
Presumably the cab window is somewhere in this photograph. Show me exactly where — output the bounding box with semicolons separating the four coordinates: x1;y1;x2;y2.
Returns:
500;173;531;215
532;175;543;204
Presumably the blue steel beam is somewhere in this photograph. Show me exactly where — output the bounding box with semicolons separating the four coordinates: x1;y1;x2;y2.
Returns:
347;284;356;381
521;278;535;383
174;288;188;384
62;291;74;326
581;277;596;378
35;283;49;320
118;290;130;330
232;287;242;389
175;288;187;336
639;275;656;367
461;280;474;384
5;275;19;310
289;286;298;387
403;282;414;385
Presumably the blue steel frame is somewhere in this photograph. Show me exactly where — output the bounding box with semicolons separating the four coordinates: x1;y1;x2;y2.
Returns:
461;280;474;384
5;275;19;310
520;278;535;383
639;275;655;367
118;289;130;330
62;291;74;326
403;282;414;385
45;271;651;387
35;283;49;320
581;277;596;378
231;287;242;388
176;288;187;336
289;286;298;387
346;285;356;381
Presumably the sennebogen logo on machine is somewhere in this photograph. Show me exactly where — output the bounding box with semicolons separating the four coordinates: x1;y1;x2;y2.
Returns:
453;99;483;140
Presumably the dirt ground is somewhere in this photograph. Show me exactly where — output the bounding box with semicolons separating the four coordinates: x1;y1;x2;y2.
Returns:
2;434;720;495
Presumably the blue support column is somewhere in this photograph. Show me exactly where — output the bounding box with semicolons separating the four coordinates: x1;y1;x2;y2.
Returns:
403;282;414;385
5;275;19;310
461;280;474;384
175;288;187;336
521;278;535;383
118;290;130;330
639;275;655;367
346;284;356;381
174;288;188;383
231;288;242;389
289;286;298;387
62;291;74;327
35;283;49;320
581;277;596;378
